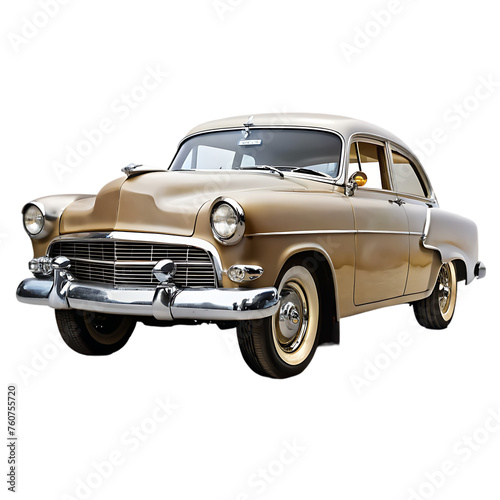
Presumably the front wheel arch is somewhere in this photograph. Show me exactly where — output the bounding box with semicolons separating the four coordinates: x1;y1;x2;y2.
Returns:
276;250;339;345
237;259;321;378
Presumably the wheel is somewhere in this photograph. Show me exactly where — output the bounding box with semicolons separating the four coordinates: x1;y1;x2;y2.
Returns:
237;263;320;378
55;309;136;355
413;262;457;329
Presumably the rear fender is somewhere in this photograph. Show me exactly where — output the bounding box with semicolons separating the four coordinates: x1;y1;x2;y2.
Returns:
422;208;478;284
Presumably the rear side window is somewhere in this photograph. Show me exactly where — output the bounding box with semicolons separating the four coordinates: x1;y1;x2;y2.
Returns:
391;150;428;198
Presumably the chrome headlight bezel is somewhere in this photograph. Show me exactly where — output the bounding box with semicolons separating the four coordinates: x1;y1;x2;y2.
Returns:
23;202;45;236
210;197;245;245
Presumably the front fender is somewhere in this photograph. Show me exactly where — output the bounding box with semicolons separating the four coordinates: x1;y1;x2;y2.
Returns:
23;194;94;257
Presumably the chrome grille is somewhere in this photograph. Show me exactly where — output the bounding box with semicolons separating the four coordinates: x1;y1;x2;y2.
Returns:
48;240;217;289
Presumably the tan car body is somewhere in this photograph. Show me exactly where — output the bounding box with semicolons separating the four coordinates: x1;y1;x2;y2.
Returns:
24;113;481;322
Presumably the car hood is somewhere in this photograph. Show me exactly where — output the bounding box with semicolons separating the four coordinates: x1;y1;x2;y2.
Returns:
60;170;327;236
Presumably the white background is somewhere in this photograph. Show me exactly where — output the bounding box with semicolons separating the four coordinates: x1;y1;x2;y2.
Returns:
1;1;498;499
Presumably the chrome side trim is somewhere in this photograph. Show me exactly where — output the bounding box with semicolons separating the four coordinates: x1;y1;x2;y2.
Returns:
247;229;356;237
422;207;432;243
48;231;224;286
358;230;420;235
246;229;423;237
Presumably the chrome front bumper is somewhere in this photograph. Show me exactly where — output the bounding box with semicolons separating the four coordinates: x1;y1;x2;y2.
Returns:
16;277;280;321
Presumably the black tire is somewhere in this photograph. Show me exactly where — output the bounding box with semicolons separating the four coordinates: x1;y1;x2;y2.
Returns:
413;262;457;329
55;309;136;355
237;261;321;378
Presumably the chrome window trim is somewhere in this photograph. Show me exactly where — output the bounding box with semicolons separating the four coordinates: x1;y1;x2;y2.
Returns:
170;126;347;186
387;141;437;203
345;134;396;192
47;231;224;286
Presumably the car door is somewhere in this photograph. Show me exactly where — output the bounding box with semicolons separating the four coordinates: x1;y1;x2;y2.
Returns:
347;139;409;305
389;145;437;295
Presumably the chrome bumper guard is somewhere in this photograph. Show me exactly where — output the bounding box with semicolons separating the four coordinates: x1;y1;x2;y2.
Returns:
474;261;486;280
16;277;279;321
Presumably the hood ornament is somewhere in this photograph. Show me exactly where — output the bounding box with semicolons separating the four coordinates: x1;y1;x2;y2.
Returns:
121;163;143;176
242;116;254;139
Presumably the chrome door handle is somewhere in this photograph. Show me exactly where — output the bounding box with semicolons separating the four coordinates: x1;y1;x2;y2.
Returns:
388;198;405;206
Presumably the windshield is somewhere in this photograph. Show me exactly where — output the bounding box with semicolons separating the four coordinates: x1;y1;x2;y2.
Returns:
170;129;342;178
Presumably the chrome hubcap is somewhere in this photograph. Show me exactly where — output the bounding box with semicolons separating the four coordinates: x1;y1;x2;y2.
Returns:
275;282;308;353
436;262;457;322
438;265;451;313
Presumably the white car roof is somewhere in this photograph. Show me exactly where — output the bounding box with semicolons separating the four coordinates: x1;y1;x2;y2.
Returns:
185;113;410;151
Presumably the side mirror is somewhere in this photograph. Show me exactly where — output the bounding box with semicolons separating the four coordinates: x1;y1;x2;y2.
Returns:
346;171;368;196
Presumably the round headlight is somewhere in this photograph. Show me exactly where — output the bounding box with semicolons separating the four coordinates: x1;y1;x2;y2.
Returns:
23;204;45;235
212;203;238;239
210;198;245;245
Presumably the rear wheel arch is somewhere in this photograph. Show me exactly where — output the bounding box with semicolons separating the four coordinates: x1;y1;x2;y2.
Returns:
452;258;467;282
413;261;458;329
426;253;467;293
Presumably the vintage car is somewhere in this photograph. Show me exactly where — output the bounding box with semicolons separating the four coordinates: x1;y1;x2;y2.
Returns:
16;113;485;378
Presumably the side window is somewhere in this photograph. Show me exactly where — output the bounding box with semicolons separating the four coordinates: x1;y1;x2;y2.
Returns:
348;141;390;190
391;150;428;198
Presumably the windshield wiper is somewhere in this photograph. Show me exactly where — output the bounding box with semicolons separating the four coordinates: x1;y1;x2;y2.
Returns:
288;167;332;179
237;165;284;178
